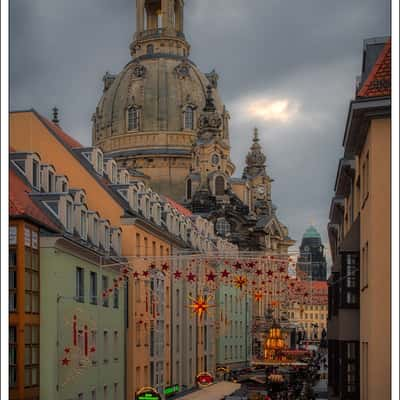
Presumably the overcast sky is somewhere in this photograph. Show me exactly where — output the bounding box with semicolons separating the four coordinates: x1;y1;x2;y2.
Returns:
10;0;391;261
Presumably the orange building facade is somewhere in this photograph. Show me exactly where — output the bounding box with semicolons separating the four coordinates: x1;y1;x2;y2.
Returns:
9;167;60;400
10;110;237;399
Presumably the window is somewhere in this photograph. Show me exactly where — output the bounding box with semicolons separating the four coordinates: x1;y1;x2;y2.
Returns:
144;237;148;256
90;272;97;304
342;253;359;306
184;106;194;130
81;210;87;239
215;176;225;196
362;242;369;290
104;331;109;362
9;249;17;312
25;244;39;313
104;226;110;251
176;289;180;316
127;107;140;131
66;201;73;231
91;330;97;363
136;233;141;256
114;383;118;400
93;218;99;245
96;152;103;174
32;159;39;188
113;282;119;308
48;171;54;192
186;179;192;199
78;393;83;400
147;44;154;55
24;325;39;387
10;326;17;387
76;267;84;302
102;276;109;307
91;390;97;400
104;385;108;400
346;342;358;394
113;331;119;361
136;322;141;346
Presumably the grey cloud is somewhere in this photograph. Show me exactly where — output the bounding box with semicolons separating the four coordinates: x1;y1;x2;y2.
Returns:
10;0;390;257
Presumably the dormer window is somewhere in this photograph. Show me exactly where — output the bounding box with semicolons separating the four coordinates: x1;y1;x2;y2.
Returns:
184;106;194;130
119;170;130;184
93;218;99;245
80;210;88;240
96;151;103;175
127;107;140;131
111;164;117;184
104;226;110;251
48;171;54;192
66;201;73;232
32;159;39;189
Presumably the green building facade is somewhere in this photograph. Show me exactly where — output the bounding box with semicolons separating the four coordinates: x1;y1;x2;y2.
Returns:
40;236;126;400
215;283;252;371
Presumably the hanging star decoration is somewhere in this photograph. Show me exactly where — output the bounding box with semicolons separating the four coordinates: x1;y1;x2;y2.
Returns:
232;261;242;270
173;270;182;280
254;291;263;302
220;269;230;278
161;263;169;272
233;275;247;290
187;272;196;282
206;271;217;282
188;295;214;318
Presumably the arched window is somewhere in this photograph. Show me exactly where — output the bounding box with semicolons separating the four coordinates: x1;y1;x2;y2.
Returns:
147;44;154;55
215;176;225;196
127;107;139;131
184;106;194;130
186;179;192;200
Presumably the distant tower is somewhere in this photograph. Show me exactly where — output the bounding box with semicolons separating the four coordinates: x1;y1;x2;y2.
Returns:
297;226;327;281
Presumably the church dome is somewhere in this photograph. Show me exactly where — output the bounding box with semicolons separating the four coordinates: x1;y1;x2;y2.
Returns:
303;226;321;239
91;0;230;200
92;56;226;146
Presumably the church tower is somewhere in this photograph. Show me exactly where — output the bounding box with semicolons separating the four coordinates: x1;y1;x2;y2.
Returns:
243;128;274;217
92;0;230;200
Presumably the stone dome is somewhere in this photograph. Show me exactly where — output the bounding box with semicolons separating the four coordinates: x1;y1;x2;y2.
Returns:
92;56;226;151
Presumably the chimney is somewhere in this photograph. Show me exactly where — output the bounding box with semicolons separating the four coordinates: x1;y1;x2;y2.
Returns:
52;107;59;125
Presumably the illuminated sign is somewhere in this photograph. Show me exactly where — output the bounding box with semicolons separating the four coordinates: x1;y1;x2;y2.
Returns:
135;387;161;400
164;384;179;396
196;372;214;387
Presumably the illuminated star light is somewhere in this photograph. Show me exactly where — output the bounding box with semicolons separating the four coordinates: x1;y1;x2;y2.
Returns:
233;275;247;290
188;295;214;318
254;291;263;302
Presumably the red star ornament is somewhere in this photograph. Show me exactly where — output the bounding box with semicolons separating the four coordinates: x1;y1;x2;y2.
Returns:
206;271;217;282
221;269;230;278
61;357;70;366
174;270;182;280
187;272;196;282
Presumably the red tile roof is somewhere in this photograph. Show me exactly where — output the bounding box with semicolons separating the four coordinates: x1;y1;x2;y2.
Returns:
165;196;192;217
358;39;391;98
40;117;83;149
9;169;60;231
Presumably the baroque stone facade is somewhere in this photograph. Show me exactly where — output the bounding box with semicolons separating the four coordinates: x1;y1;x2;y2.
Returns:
92;0;293;252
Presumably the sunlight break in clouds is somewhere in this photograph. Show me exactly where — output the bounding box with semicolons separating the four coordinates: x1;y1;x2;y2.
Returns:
247;98;300;123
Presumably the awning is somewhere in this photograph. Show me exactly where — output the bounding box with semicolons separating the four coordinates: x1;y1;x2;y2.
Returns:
339;216;360;253
180;382;241;400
